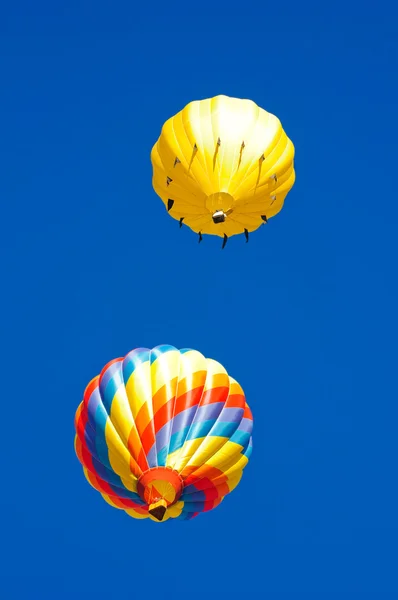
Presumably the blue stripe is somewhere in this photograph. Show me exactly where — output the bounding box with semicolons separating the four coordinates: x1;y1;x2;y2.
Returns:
98;360;122;390
156;444;168;466
150;344;176;364
176;511;197;520
244;437;253;459
100;363;124;412
94;403;113;470
186;419;217;441
83;423;98;457
229;429;251;448
122;348;150;383
181;500;206;512
86;387;102;430
146;443;158;468
181;489;206;502
238;416;253;434
166;403;227;453
217;407;244;424
182;483;202;495
106;482;145;502
155;419;173;466
89;455;132;492
208;420;238;438
168;425;191;454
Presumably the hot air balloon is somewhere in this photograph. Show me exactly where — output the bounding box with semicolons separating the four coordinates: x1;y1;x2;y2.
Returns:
151;94;295;247
74;345;253;522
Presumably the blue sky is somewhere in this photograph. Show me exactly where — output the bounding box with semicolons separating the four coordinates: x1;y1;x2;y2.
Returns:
1;1;397;598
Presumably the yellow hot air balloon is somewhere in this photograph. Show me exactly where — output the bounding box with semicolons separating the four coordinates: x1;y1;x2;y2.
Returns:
151;95;295;247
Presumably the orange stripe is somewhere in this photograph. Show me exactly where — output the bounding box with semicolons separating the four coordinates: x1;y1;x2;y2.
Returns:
183;465;225;485
74;402;84;431
175;370;207;398
127;426;148;471
152;377;178;416
110;496;147;512
129;455;144;477
135;404;155;454
205;372;230;390
75;436;85;466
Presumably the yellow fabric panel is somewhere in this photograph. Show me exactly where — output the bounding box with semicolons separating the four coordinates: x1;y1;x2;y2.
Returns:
124;360;152;420
166;500;184;518
168;437;206;472
178;349;208;381
182;442;246;484
125;507;148;520
104;419;136;481
228;377;244;395
199;440;246;474
83;466;97;491
118;474;138;493
109;387;138;450
150;348;181;401
211;455;249;487
102;495;123;510
225;471;243;493
182;436;229;472
203;358;229;391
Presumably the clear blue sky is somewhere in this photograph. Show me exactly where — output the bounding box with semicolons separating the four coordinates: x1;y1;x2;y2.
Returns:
1;2;397;598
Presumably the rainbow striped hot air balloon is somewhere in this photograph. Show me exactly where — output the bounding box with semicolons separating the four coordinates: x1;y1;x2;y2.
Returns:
74;345;253;522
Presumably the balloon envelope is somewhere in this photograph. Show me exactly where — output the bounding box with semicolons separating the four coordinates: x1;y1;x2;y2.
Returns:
74;345;253;522
151;95;295;243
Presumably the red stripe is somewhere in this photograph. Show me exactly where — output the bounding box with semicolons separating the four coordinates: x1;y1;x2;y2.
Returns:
204;497;222;511
109;496;147;512
84;467;145;512
200;386;230;406
75;405;89;445
154;397;174;434
152;381;206;434
243;404;253;420
174;385;205;416
152;377;178;418
135;404;155;456
127;428;149;472
184;465;225;485
225;393;246;409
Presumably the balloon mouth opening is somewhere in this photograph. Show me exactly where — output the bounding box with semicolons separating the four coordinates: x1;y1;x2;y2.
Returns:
212;210;227;224
206;192;234;219
148;499;168;521
137;467;184;520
